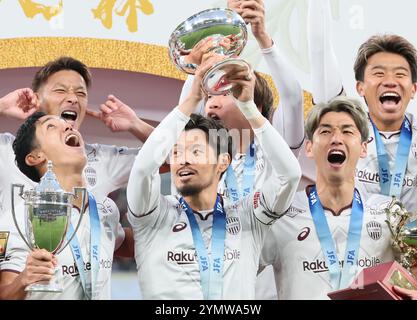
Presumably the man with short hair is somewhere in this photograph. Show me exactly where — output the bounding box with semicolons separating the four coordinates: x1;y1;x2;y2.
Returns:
261;96;416;299
307;0;417;212
126;56;301;299
179;0;305;299
0;112;125;299
0;56;154;212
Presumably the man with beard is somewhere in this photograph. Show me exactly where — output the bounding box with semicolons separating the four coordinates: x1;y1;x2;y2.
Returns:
178;0;305;299
126;57;301;299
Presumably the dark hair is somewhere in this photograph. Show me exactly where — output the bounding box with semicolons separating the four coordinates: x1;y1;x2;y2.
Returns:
305;96;369;143
254;71;274;120
32;56;92;92
354;34;417;82
184;114;234;177
13;112;47;182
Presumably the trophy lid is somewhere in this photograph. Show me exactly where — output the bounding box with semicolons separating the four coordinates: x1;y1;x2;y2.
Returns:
35;160;64;193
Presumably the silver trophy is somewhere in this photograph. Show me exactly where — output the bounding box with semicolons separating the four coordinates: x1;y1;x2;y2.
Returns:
169;8;249;96
385;197;417;272
11;161;86;292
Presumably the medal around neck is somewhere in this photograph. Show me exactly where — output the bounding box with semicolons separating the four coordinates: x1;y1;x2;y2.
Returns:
11;160;87;292
168;7;250;96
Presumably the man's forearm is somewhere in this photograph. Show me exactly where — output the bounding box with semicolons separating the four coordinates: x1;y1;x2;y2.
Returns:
128;117;155;143
0;271;27;300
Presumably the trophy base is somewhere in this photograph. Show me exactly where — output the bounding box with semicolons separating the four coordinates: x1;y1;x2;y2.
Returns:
25;282;63;293
202;58;251;96
25;265;63;293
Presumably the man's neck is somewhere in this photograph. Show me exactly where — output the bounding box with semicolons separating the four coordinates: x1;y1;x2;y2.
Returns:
54;167;86;209
315;175;355;215
183;185;219;212
369;114;404;132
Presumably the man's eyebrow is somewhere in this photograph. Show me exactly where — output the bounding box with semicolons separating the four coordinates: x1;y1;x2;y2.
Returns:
40;116;56;125
318;123;332;128
371;65;410;72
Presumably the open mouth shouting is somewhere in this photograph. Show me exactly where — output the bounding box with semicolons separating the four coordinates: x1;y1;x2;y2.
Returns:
64;132;82;148
61;110;78;125
327;149;346;168
379;91;401;111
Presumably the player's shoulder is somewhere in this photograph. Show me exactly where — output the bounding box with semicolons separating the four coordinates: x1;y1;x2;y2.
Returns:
0;132;16;145
85;142;139;157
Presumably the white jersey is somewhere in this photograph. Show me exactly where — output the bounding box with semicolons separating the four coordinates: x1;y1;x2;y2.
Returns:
260;187;395;300
179;43;304;301
356;113;417;212
0;132;138;211
126;107;300;299
0;132;138;232
0;195;125;300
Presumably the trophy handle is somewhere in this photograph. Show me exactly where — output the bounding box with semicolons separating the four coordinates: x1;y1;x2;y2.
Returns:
11;184;33;250
55;187;87;255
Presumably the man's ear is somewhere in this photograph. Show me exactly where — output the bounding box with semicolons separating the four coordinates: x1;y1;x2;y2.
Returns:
218;153;231;174
360;141;368;159
356;81;365;97
305;140;314;159
25;150;46;167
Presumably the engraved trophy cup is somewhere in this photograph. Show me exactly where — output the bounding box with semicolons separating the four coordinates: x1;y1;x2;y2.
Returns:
169;7;249;96
11;161;86;292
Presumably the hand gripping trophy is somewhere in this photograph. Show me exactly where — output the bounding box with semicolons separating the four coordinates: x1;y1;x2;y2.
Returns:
385;197;417;272
169;7;250;96
11;161;86;292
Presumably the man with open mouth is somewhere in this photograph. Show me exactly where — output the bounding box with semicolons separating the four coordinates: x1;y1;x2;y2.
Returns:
0;56;154;201
260;96;417;300
0;57;154;259
126;55;301;299
307;0;417;213
0;112;127;299
178;0;305;300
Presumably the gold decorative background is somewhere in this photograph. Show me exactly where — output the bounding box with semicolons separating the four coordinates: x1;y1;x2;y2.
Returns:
0;37;312;116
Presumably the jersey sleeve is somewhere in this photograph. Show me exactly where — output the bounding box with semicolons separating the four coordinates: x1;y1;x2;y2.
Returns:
178;75;205;114
240;121;301;248
263;44;305;155
308;0;344;104
127;107;190;227
0;205;29;273
0;133;16;166
259;230;279;268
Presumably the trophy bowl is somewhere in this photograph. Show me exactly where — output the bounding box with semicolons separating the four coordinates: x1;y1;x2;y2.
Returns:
168;7;250;95
11;161;86;292
385;197;417;271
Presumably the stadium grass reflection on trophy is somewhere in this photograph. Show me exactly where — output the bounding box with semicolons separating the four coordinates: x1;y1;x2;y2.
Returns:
11;161;86;292
385;197;417;272
168;7;250;96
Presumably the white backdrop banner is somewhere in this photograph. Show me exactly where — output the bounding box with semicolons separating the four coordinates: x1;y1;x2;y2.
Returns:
1;0;417;95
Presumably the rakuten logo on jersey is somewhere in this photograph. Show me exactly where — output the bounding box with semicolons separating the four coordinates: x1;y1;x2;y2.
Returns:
167;251;197;265
302;257;381;273
356;169;417;187
62;259;112;277
167;249;241;265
